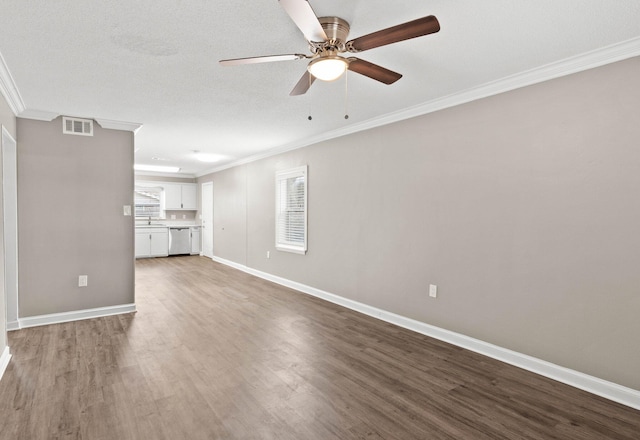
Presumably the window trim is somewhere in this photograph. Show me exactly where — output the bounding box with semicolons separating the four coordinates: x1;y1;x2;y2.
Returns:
275;165;307;255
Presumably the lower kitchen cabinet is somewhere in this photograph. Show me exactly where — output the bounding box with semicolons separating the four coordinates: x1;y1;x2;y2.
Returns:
135;228;169;258
190;227;201;255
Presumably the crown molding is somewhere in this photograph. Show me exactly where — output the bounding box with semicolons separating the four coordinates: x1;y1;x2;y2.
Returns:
95;118;143;133
135;171;196;179
18;108;59;121
196;36;640;178
16;112;144;134
0;51;25;115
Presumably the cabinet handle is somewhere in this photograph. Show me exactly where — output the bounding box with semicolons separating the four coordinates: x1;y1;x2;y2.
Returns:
149;234;152;240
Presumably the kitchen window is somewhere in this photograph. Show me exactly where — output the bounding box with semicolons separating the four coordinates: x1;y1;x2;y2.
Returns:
134;187;162;218
275;165;307;254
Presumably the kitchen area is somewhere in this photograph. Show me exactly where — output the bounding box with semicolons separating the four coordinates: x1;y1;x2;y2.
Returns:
134;179;201;258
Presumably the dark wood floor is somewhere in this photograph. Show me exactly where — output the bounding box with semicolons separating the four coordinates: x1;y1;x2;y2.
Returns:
1;256;638;439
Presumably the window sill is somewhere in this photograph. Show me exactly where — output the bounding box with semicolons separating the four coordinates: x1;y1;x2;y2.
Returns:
276;244;307;255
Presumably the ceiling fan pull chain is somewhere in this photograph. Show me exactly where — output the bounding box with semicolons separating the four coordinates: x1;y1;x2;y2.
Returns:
308;72;313;120
344;71;349;120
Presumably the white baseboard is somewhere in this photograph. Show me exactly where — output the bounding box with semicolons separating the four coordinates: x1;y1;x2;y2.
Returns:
0;346;11;381
17;303;137;329
211;256;640;411
6;320;20;331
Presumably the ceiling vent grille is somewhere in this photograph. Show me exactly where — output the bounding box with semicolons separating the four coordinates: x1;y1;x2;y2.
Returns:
62;117;93;136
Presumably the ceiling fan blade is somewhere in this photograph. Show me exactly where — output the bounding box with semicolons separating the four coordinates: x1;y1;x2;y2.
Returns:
347;58;402;85
279;0;328;42
290;71;316;96
346;15;440;52
219;54;308;66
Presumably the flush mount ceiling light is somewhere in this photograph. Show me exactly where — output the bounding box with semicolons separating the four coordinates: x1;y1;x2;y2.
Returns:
307;56;348;81
134;164;181;173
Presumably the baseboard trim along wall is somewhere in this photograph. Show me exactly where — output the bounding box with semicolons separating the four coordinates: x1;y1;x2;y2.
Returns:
6;320;19;331
211;256;640;411
0;346;11;382
16;303;137;330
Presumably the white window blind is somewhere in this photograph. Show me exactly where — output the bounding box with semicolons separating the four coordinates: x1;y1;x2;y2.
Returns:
275;166;307;254
134;187;161;218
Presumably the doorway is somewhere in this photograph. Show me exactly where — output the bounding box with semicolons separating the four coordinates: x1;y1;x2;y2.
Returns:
2;127;18;330
201;182;213;259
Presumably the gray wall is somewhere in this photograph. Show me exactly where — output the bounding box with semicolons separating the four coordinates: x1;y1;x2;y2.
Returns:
199;57;640;390
209;166;247;264
0;93;16;351
17;117;134;317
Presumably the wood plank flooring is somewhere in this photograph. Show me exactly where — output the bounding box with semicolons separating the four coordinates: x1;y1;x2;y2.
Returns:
1;256;638;439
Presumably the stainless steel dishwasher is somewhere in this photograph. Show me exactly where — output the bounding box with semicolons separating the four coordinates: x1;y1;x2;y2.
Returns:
168;227;191;255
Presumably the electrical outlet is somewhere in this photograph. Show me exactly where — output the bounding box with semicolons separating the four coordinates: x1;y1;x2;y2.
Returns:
171;214;176;220
123;205;131;216
429;284;437;298
182;214;186;219
266;251;270;259
78;275;88;287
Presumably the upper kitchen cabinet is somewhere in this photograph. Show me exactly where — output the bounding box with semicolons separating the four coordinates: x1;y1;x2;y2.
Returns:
162;183;197;210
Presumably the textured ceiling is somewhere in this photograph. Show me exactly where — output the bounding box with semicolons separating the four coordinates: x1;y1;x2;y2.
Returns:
1;0;639;176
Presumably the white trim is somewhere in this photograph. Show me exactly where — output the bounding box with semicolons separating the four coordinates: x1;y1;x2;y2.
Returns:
196;37;640;178
135;171;196;179
210;255;640;411
2;126;19;329
16;113;144;134
200;181;214;259
0;346;11;381
0;51;25;115
17;109;60;121
17;303;137;329
95;118;143;133
275;165;308;255
6;321;19;331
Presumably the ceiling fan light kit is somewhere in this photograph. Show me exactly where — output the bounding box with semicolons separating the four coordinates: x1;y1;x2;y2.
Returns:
307;55;348;81
219;0;440;95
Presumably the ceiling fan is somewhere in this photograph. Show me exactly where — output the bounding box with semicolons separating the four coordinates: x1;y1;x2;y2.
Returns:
219;0;440;96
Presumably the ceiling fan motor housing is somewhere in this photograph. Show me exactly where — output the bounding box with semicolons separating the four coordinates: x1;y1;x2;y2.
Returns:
311;17;350;53
219;2;440;96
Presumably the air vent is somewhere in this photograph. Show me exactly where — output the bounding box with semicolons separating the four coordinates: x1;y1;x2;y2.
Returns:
62;117;93;136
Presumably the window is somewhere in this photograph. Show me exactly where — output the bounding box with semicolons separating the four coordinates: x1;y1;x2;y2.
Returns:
275;166;307;254
134;187;162;218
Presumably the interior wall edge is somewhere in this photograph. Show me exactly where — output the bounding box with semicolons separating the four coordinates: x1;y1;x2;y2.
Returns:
0;346;11;382
211;255;640;411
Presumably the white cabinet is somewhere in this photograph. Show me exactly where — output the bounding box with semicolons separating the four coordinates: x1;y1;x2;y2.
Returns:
181;185;197;210
135;227;169;258
163;184;183;210
135;232;152;258
190;227;201;255
163;183;197;210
